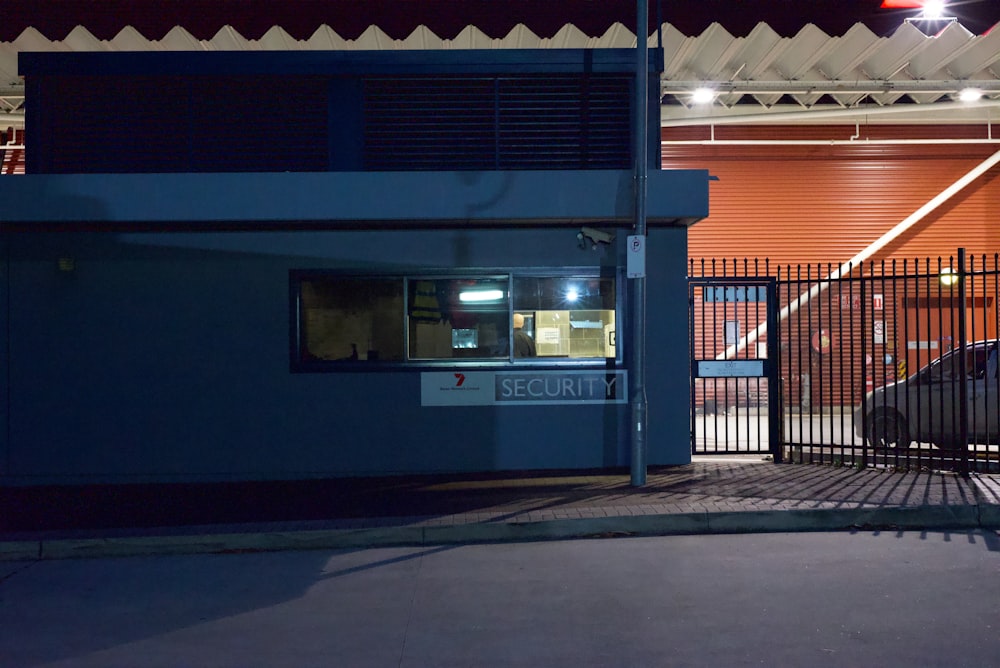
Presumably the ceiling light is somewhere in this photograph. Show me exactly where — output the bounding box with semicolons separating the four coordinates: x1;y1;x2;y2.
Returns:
884;0;948;18
691;88;715;105
959;87;983;102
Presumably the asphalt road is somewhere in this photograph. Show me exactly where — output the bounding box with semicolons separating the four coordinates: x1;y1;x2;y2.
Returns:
3;530;999;667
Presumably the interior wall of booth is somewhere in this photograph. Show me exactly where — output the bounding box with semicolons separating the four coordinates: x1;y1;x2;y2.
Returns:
0;225;690;485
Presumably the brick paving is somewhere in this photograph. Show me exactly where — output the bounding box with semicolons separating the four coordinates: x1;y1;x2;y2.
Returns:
2;459;998;560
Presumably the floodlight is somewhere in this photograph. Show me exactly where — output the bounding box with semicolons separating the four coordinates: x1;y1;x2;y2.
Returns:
921;1;946;19
959;88;983;102
691;88;715;105
939;268;959;286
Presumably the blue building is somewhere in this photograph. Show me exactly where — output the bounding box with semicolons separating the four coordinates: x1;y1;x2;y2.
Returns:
0;48;709;485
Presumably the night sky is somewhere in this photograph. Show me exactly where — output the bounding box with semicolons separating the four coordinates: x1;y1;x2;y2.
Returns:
3;0;999;41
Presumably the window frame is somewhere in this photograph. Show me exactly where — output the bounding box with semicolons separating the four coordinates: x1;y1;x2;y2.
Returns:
290;267;622;372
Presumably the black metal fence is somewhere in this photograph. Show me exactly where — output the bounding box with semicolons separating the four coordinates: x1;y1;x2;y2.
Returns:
689;250;1000;473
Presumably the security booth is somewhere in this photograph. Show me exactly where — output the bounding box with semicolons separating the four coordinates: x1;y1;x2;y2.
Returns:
0;49;710;485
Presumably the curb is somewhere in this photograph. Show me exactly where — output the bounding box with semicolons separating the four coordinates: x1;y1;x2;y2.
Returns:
0;540;39;561
1;505;993;561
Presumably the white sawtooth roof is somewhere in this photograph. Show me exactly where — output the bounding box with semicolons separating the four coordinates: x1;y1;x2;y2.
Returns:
2;20;1000;129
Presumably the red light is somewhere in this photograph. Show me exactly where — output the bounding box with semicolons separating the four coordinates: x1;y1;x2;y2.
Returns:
880;1;925;7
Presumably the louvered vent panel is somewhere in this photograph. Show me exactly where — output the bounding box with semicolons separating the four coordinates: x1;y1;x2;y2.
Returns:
35;75;328;173
188;75;328;173
497;76;631;169
364;74;631;171
364;77;496;170
39;75;187;173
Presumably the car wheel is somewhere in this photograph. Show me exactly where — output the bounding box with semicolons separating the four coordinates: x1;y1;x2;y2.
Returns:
867;412;910;451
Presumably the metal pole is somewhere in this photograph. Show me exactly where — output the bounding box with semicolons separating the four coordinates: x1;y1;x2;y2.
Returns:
630;0;649;486
957;247;969;475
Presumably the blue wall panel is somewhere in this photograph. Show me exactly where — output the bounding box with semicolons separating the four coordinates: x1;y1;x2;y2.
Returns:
1;227;689;484
0;170;709;226
643;227;692;466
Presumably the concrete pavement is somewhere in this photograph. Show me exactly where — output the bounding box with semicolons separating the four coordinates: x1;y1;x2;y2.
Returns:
6;531;1000;667
3;457;1000;561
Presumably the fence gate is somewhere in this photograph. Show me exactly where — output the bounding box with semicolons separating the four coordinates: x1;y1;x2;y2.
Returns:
688;275;780;459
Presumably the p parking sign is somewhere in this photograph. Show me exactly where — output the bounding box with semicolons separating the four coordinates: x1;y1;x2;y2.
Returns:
627;235;646;278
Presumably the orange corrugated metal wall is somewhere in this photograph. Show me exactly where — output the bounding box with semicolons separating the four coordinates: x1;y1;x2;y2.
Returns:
663;124;1000;268
674;124;1000;411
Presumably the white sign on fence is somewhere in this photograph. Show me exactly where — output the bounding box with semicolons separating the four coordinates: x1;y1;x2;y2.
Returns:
696;360;765;378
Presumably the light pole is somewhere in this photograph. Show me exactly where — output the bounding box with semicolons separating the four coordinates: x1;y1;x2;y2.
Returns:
630;0;649;486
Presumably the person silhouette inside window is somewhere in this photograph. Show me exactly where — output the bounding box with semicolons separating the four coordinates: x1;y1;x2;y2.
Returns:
513;313;536;358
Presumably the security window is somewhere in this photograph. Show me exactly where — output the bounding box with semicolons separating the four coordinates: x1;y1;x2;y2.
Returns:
298;277;404;362
292;271;619;370
408;277;510;359
512;276;616;359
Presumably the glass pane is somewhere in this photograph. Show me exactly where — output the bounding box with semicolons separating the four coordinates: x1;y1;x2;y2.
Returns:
408;278;510;359
512;276;616;359
971;347;989;379
300;278;404;362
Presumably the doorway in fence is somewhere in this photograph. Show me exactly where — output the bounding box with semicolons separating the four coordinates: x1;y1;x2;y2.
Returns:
688;273;780;460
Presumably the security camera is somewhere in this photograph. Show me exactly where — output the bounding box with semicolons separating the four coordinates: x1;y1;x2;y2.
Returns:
578;227;615;250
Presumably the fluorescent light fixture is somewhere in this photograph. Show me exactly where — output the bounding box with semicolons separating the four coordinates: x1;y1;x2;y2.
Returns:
459;289;504;303
959;88;983;102
691;87;715;105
